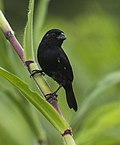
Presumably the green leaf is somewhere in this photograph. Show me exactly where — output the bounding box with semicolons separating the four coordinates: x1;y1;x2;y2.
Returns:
23;0;34;60
75;103;120;145
34;0;50;49
72;72;120;128
0;92;36;145
0;67;69;133
7;91;47;143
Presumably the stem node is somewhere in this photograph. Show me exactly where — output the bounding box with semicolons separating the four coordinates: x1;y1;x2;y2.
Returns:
5;30;14;40
62;129;72;136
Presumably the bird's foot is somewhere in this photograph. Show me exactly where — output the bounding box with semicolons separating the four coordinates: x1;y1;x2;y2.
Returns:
45;92;58;103
30;69;45;77
45;85;62;102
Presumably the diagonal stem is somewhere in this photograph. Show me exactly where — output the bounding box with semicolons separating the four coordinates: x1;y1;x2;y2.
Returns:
0;10;62;116
0;11;76;145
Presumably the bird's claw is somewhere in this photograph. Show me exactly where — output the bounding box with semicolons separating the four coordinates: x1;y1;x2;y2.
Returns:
45;92;58;102
45;92;58;98
30;70;45;78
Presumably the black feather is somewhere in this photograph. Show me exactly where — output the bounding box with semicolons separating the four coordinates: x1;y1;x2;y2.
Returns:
37;29;78;111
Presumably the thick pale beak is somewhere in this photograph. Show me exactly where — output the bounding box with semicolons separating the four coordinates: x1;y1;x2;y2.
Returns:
57;33;66;40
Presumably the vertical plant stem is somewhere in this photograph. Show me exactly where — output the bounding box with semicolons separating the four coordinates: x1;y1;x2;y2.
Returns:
64;135;76;145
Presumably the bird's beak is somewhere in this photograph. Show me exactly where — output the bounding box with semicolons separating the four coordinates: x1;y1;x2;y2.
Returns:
57;33;66;40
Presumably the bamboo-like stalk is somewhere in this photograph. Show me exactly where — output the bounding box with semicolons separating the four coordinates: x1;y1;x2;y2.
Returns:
64;135;76;145
0;10;61;114
0;10;76;145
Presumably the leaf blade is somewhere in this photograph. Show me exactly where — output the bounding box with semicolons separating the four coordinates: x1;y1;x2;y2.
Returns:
0;67;69;133
34;0;50;49
23;0;34;60
72;72;120;128
75;103;120;145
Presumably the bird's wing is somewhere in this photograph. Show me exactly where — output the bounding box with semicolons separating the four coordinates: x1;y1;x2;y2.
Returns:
57;48;73;81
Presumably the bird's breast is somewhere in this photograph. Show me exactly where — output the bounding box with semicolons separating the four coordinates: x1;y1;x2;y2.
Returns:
38;46;58;73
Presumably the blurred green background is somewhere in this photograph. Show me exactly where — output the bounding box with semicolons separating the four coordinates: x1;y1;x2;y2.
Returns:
0;0;120;145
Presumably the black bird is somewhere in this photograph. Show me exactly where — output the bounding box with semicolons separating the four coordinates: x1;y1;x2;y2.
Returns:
37;29;77;111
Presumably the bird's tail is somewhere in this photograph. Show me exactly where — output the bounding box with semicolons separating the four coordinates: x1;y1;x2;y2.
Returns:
64;84;78;111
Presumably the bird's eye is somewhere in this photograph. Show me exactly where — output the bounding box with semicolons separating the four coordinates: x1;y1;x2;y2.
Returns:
51;33;56;37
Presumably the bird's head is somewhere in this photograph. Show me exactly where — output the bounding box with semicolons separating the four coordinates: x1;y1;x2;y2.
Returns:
42;29;66;46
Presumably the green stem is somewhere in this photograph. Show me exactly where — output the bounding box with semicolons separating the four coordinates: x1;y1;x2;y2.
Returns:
26;62;63;115
64;135;76;145
0;10;76;145
0;11;24;62
0;10;61;114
